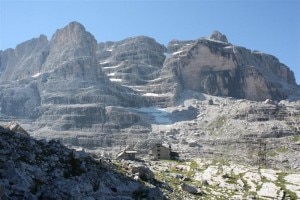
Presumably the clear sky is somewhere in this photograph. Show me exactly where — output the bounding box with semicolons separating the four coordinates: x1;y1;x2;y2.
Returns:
0;0;299;84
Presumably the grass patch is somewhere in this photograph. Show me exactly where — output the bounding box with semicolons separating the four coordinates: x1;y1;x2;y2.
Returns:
226;176;238;185
211;158;230;166
276;146;288;153
189;160;198;170
241;177;251;191
112;161;128;174
291;135;300;142
276;172;298;200
267;150;278;157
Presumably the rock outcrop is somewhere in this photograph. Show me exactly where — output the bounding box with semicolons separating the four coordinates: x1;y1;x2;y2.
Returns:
0;22;147;131
162;32;298;101
0;34;48;81
0;125;164;199
209;30;228;43
96;36;172;106
3;121;29;136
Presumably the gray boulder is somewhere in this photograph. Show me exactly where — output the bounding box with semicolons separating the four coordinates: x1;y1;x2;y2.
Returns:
131;164;155;181
4;121;29;136
180;182;200;194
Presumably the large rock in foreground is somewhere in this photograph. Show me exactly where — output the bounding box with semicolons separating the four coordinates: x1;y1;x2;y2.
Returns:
0;125;164;199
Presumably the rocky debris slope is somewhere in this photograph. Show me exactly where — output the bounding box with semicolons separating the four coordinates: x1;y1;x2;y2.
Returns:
136;91;300;171
145;158;300;199
0;125;164;200
20;90;300;171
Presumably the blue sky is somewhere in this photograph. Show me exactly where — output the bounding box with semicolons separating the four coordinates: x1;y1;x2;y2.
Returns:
0;0;299;84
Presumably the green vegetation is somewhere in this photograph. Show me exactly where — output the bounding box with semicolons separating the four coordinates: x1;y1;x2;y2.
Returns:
241;177;251;192
276;146;289;153
291;135;300;142
276;172;298;200
225;174;238;185
267;150;278;157
189;160;198;170
211;158;230;166
114;158;299;199
112;161;127;174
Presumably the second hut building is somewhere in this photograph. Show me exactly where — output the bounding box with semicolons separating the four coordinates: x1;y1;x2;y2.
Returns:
149;143;179;160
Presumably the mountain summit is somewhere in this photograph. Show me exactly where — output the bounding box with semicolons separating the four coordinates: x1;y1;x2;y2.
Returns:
209;30;228;43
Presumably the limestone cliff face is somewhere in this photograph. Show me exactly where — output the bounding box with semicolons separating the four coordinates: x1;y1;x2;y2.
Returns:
97;36;166;85
96;36;172;106
163;32;298;101
0;35;47;118
42;22;97;71
0;22;146;130
35;22;147;130
0;35;48;81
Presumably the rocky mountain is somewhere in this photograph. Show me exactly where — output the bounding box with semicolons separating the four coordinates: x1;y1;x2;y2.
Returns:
0;22;148;131
0;22;299;173
162;31;298;101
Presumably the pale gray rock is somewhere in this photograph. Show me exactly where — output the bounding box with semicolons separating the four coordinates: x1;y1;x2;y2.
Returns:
0;34;48;81
42;21;97;71
97;36;166;86
0;126;166;199
180;182;200;194
167;39;196;53
162;36;298;101
0;21;148;130
131;164;155;181
4;121;29;136
209;30;228;43
0;82;41;119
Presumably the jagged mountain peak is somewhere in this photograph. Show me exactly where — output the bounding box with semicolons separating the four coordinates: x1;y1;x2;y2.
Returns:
43;21;97;71
49;21;96;50
209;30;228;43
67;21;86;30
52;21;87;39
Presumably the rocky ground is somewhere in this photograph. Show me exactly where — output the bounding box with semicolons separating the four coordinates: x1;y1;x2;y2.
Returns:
0;126;164;200
1;120;300;199
144;158;300;199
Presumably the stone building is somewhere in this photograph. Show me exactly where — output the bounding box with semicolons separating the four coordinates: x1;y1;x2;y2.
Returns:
149;143;179;160
116;149;137;160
